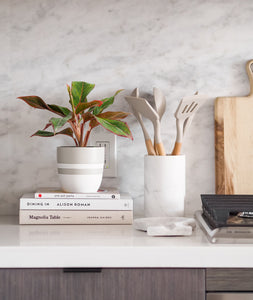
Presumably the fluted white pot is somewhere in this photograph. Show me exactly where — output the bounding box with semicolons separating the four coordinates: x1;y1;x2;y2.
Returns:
57;146;104;193
144;155;185;217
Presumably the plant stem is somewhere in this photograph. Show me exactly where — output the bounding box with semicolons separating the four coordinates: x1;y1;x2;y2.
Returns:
83;124;92;147
73;137;78;146
69;121;81;146
80;122;85;146
67;84;77;119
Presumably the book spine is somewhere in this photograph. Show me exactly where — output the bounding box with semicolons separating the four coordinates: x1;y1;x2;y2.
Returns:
19;210;133;225
34;193;120;199
20;198;133;211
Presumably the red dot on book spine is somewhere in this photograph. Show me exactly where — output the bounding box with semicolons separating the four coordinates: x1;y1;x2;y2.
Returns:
38;194;42;198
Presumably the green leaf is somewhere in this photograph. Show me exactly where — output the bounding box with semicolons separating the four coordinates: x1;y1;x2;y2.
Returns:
92;97;113;115
92;89;123;115
49;115;72;132
95;117;133;140
115;89;124;96
55;128;73;137
67;84;75;112
17;96;49;110
48;104;72;117
31;128;73;138
71;81;95;107
75;100;103;115
82;112;95;123
90;119;99;129
42;122;52;131
97;111;130;120
31;130;55;137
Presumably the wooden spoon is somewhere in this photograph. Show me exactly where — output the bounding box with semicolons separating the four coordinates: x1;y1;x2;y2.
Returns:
125;90;156;156
126;96;166;156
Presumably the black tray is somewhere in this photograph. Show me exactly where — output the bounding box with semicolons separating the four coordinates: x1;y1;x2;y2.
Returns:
201;194;253;229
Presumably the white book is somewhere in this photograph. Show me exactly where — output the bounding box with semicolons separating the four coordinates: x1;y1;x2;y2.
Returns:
19;210;133;225
20;193;133;211
34;187;120;199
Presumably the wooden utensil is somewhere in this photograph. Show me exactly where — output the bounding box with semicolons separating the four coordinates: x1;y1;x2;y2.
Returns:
153;87;166;154
183;91;198;136
125;91;156;156
153;87;166;121
171;94;207;155
125;96;166;156
215;59;253;194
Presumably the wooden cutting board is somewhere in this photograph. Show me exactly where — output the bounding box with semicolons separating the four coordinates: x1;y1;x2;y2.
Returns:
215;60;253;194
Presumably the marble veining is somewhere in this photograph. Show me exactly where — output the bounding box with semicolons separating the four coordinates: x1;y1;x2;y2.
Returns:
1;0;253;215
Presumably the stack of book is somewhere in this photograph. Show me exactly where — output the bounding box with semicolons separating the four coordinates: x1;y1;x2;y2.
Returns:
19;188;133;225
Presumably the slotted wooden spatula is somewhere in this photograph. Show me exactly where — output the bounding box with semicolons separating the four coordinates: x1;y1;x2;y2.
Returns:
171;94;208;155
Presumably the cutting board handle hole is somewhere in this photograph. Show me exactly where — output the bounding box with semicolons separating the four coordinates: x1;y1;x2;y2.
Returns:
250;62;253;73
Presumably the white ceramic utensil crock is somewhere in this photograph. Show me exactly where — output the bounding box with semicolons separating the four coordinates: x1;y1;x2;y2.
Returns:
144;155;185;217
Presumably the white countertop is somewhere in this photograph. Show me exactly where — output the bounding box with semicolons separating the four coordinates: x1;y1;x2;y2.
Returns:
1;216;253;268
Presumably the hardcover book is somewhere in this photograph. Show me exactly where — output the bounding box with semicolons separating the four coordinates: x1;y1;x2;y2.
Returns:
20;193;133;211
34;187;120;199
19;210;133;225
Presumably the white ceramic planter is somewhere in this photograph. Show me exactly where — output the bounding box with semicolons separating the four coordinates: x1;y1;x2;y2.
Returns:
144;155;185;217
57;146;104;193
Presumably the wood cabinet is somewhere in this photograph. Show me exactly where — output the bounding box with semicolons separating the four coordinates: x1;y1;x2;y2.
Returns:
2;267;253;299
206;268;253;292
0;268;205;300
206;269;253;300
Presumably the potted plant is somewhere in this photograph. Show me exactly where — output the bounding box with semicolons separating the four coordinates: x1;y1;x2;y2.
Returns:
18;81;133;193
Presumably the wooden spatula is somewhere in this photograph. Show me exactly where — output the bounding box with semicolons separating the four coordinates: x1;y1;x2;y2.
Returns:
171;94;208;155
153;87;166;154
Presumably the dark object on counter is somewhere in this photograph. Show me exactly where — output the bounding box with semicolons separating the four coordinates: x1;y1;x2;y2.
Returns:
201;194;253;229
195;210;253;244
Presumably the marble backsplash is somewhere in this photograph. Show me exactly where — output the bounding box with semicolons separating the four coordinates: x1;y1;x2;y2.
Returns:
1;0;253;216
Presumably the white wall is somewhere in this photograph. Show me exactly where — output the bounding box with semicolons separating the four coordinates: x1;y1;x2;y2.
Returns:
1;0;253;215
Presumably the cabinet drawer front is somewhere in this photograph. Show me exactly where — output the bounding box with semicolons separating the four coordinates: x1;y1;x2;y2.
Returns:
207;269;253;291
207;293;253;300
0;268;205;300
